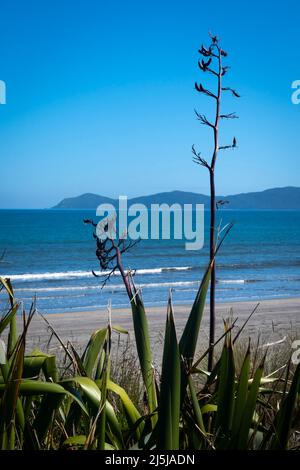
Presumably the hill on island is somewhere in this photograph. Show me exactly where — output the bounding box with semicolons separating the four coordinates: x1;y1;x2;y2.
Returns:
52;186;300;210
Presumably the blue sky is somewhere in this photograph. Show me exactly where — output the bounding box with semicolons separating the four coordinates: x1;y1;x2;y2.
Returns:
0;0;299;208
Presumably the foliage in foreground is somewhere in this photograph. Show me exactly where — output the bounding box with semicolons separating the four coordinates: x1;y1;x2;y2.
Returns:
0;272;300;450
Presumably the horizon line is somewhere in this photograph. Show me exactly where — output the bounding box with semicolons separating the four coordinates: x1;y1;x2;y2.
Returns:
0;185;299;210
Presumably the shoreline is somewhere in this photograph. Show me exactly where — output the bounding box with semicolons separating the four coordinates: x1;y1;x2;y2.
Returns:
42;294;300;316
19;297;300;360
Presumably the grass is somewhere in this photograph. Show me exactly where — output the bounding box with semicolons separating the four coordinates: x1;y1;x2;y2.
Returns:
0;269;300;451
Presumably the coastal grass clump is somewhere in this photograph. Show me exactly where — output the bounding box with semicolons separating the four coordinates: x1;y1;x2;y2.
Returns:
1;269;300;451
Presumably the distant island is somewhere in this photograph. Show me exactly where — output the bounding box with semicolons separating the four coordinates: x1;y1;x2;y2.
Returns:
52;186;300;210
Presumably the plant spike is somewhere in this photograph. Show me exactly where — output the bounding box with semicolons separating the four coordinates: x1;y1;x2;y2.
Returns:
193;34;240;371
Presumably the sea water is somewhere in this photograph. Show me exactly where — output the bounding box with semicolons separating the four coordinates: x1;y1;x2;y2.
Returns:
0;209;299;314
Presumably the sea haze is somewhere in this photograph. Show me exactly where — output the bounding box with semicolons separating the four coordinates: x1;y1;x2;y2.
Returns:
0;209;299;314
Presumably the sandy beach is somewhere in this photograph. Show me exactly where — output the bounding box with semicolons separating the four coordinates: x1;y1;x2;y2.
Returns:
17;297;300;363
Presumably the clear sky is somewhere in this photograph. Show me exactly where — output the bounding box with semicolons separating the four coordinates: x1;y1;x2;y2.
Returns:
0;0;299;208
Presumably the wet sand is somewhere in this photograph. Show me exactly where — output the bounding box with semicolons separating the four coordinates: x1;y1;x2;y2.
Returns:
19;297;300;362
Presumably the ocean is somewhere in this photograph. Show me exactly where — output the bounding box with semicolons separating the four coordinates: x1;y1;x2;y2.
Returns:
0;209;299;314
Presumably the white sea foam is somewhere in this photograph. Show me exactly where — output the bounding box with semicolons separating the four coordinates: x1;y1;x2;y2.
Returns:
5;266;192;282
218;279;245;284
13;278;254;296
15;280;200;293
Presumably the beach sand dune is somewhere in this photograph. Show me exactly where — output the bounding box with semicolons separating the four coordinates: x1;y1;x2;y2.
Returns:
18;297;300;363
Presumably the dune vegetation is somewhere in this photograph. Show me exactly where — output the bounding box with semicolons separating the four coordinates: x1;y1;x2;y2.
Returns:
0;261;300;450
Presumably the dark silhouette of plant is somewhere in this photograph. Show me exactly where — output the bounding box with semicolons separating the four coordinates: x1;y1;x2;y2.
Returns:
83;218;138;296
84;218;158;420
193;33;240;371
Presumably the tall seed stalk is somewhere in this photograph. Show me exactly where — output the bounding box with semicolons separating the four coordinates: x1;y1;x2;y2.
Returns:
193;34;240;370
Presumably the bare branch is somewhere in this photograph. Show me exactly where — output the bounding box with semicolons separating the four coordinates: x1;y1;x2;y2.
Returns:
220;112;239;119
221;66;230;76
93;265;119;289
197;57;212;71
209;33;219;44
206;66;219;77
194;109;215;128
219;137;237;151
119;238;140;255
198;45;214;57
221;87;240;98
83;219;97;227
198;59;219;77
216;199;229;210
85;218;140;291
195;82;217;99
192;145;211;170
219;145;233;151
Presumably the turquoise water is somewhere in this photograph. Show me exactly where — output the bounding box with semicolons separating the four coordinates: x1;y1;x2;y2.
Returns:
0;209;299;313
